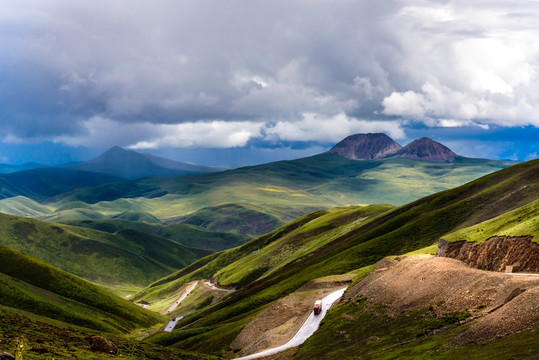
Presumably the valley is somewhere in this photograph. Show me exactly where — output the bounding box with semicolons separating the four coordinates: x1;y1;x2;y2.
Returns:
0;135;537;359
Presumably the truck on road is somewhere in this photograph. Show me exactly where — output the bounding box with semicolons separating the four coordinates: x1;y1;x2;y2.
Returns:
313;300;322;315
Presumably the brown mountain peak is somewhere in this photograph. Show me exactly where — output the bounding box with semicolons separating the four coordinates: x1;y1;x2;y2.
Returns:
393;137;457;163
328;133;403;160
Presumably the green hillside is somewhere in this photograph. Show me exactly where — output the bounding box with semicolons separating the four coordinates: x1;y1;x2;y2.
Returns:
0;196;53;216
0;307;218;360
443;199;539;244
138;158;538;356
168;203;284;236
0;243;163;333
0;212;212;288
60;218;250;251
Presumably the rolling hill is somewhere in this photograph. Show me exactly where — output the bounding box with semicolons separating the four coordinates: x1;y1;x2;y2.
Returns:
38;140;513;228
134;157;539;357
0;242;163;333
60;218;251;251
0;212;212;289
0;244;223;360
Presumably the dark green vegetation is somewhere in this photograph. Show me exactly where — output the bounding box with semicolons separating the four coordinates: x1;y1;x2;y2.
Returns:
138;158;538;357
295;296;538;360
168;203;283;236
0;212;212;287
0;307;219;359
0;243;163;333
61;218;250;251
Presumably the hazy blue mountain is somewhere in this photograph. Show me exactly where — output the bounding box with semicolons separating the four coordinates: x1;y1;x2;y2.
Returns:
0;162;46;173
67;146;217;179
0;168;122;200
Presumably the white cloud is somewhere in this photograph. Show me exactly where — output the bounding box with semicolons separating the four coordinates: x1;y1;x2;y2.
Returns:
53;117;266;149
129;121;266;149
265;113;405;142
50;113;404;150
382;1;539;127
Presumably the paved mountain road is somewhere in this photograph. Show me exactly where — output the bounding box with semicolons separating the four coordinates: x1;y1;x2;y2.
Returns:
233;287;347;360
164;316;183;332
166;280;199;314
205;281;235;292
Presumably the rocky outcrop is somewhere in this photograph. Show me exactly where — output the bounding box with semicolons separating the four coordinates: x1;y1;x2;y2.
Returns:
88;336;118;354
328;133;402;160
436;236;539;273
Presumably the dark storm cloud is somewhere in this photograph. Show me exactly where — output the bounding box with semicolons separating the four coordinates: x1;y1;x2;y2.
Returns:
0;0;538;149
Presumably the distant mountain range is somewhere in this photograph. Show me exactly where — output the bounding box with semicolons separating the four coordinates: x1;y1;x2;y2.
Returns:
0;133;516;241
67;146;217;179
328;133;458;163
0;162;46;174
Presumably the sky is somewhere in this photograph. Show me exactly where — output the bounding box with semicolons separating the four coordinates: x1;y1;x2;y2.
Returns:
0;0;538;166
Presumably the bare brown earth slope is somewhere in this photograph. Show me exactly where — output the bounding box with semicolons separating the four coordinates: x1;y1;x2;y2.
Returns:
347;255;539;344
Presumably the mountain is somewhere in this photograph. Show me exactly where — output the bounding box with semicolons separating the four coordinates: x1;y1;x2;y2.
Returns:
0;135;514;244
67;146;216;179
393;136;458;163
136;157;539;357
329;133;459;163
327;133;403;160
42;152;513;225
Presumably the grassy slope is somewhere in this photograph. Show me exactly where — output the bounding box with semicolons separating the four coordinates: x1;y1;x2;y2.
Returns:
60;218;251;251
0;307;219;360
142;158;539;355
0;196;53;216
169;203;284;236
0;243;164;333
443;198;539;244
0;212;212;287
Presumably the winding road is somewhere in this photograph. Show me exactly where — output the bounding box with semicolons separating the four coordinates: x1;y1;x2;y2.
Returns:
233;287;347;360
166;280;199;314
205;281;235;292
164;316;184;332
